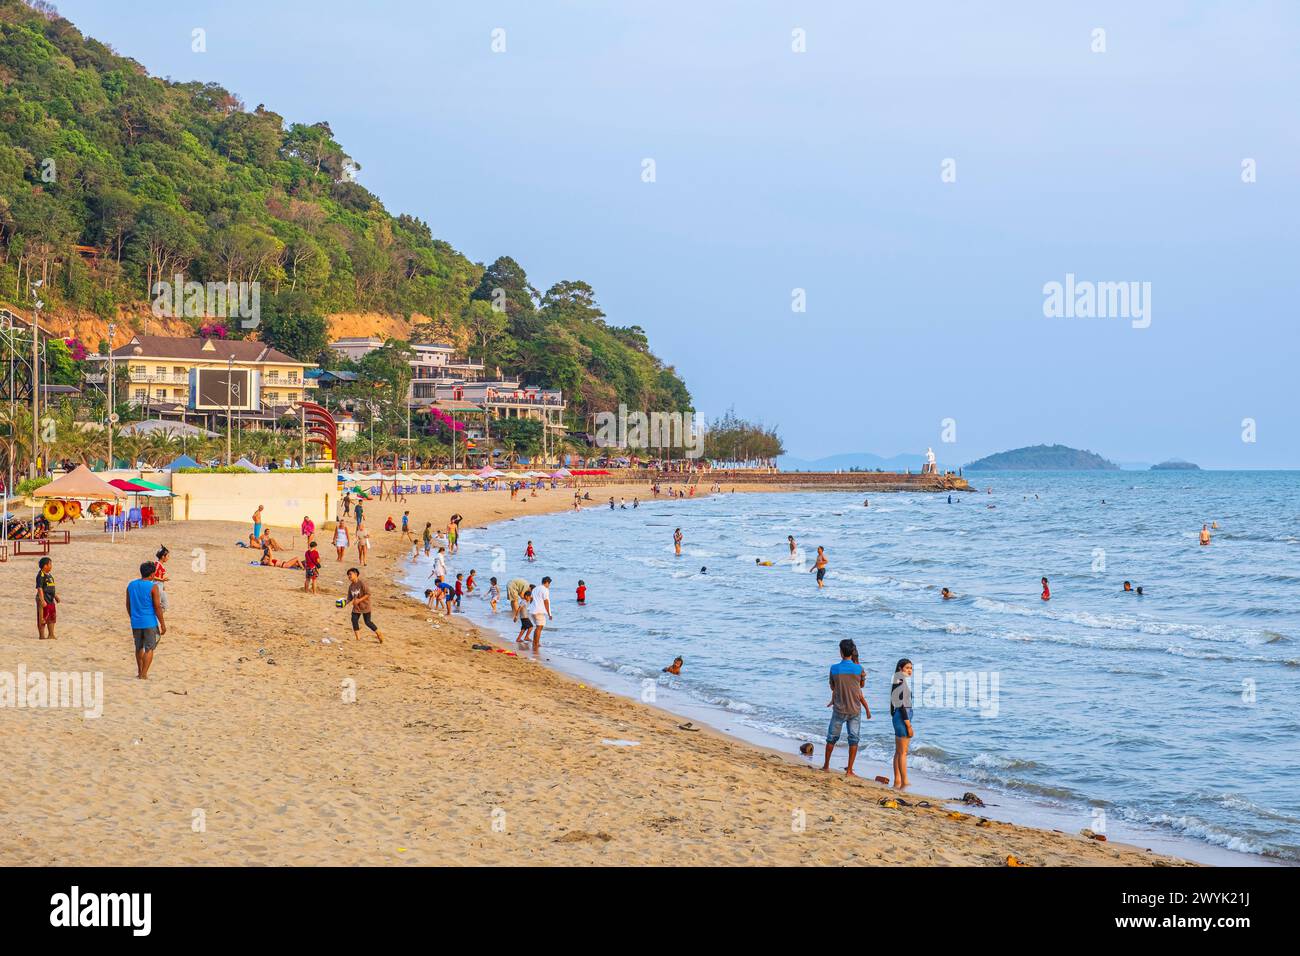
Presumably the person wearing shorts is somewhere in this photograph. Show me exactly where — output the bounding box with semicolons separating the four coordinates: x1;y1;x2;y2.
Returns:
344;567;383;643
891;658;914;789
822;639;869;776
506;577;529;620
36;556;59;639
813;546;828;588
516;588;535;644
126;561;166;679
303;540;321;593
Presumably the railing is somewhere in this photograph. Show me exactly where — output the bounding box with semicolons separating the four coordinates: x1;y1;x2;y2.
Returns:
125;371;190;384
485;394;566;407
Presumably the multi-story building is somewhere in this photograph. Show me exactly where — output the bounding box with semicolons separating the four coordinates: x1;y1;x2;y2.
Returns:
87;335;317;425
327;336;566;450
330;337;485;402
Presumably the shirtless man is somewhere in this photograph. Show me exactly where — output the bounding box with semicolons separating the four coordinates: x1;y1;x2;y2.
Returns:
812;546;828;588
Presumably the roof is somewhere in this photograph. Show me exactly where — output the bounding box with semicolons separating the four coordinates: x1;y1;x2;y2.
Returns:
111;335;308;366
120;418;219;438
32;464;128;498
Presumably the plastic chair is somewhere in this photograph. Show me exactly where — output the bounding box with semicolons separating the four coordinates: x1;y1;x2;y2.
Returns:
127;507;143;529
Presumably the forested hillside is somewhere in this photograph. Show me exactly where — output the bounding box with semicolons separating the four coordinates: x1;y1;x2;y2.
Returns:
0;0;690;423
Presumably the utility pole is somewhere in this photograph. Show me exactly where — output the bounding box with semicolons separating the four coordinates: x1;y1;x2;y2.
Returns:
29;281;43;479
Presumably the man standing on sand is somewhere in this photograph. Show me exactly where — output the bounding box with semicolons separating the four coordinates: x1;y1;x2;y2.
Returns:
813;546;828;588
252;505;264;543
127;561;166;679
822;639;869;776
36;555;59;640
354;498;364;532
343;567;384;643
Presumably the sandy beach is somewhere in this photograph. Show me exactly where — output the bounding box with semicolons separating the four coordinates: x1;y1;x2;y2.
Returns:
0;482;1189;866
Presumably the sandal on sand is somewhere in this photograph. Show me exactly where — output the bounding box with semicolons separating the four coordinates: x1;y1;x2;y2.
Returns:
677;722;699;732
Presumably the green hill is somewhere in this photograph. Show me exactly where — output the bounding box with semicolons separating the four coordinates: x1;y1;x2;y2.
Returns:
0;0;689;421
965;444;1119;471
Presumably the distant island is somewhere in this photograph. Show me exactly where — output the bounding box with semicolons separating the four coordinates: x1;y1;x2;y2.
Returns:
965;444;1120;471
1151;459;1201;470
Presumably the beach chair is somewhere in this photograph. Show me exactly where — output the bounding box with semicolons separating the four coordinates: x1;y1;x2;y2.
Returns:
126;507;143;530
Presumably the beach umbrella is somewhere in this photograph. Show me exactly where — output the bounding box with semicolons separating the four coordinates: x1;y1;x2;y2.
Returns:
129;478;174;494
550;469;570;478
32;465;131;542
432;472;451;482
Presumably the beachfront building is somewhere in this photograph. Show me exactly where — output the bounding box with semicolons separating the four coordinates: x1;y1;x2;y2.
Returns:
328;337;486;404
86;334;318;426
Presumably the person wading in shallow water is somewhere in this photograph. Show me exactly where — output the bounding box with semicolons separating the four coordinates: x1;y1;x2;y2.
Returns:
812;546;828;588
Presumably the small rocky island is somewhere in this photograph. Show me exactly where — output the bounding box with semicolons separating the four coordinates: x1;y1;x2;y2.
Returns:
1151;459;1201;470
965;443;1119;471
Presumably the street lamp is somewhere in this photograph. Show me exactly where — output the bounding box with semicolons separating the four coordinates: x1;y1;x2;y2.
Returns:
106;322;116;468
225;355;233;465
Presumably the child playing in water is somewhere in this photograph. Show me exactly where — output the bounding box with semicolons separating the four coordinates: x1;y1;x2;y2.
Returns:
1041;577;1051;601
487;577;500;613
576;580;587;605
663;656;683;675
466;569;476;594
454;573;464;610
525;540;535;562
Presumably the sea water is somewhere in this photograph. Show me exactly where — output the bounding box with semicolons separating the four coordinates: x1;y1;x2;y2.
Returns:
402;471;1300;863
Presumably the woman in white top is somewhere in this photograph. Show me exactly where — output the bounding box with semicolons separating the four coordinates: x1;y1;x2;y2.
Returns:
333;523;349;562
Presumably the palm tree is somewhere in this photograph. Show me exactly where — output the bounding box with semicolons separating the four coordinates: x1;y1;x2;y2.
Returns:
141;430;178;468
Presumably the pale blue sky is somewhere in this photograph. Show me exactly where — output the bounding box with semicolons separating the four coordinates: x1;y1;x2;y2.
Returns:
56;1;1300;466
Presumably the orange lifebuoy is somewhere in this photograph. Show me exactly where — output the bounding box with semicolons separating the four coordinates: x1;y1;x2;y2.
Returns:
66;500;83;519
88;500;107;516
43;499;66;522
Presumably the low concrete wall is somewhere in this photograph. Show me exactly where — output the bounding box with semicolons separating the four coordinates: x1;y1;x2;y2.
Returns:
651;470;972;492
171;472;337;528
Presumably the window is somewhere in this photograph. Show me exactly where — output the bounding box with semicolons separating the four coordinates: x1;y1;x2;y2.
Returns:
266;370;280;383
134;389;145;400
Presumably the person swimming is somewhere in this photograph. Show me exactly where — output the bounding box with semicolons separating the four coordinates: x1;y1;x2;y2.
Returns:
755;558;774;567
699;566;707;574
1200;523;1212;546
1123;581;1132;592
1041;577;1051;601
663;656;683;675
941;587;954;600
1135;586;1144;595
